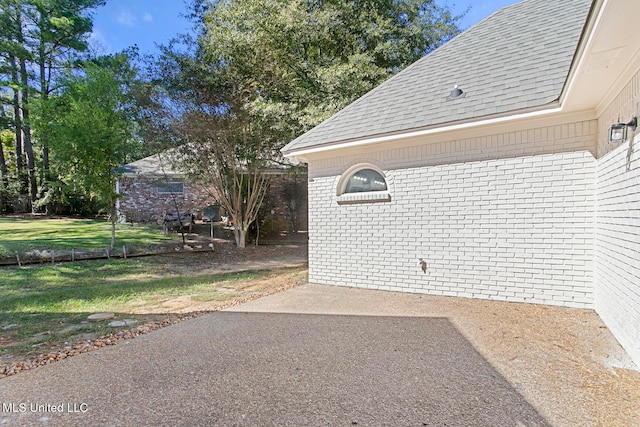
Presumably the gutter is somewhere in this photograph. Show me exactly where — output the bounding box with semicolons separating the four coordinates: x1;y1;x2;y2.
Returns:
283;103;564;160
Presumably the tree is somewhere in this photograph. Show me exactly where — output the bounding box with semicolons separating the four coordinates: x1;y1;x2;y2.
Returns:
178;105;279;249
0;0;38;205
39;55;142;247
27;0;106;178
0;0;105;212
146;0;462;247
203;0;462;135
0;106;10;212
145;35;279;248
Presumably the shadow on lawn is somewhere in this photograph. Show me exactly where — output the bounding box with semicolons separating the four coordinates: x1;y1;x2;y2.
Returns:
0;267;265;362
0;265;267;314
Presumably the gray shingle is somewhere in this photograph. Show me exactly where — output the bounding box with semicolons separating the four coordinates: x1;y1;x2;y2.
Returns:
282;0;592;154
118;151;183;177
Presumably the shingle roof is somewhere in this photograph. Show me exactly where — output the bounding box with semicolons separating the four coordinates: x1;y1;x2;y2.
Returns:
282;0;592;154
118;150;183;177
119;148;298;176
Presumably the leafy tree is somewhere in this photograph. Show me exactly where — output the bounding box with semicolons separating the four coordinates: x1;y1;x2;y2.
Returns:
178;100;280;248
146;0;461;247
26;0;106;177
203;0;462;135
39;55;143;246
0;0;38;205
145;35;278;248
0;0;105;212
0;103;27;212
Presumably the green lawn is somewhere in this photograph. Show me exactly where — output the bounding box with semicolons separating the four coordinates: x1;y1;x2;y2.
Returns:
0;217;306;369
0;217;174;258
0;254;293;360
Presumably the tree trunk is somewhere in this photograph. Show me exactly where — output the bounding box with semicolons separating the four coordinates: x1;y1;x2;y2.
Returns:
19;59;38;210
109;198;117;249
9;56;26;193
39;44;51;176
0;120;9;212
38;38;52;214
15;7;38;210
236;227;247;249
110;217;116;249
231;214;248;248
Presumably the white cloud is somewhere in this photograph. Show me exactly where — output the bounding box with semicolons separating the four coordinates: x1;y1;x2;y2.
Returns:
142;12;153;22
116;10;136;27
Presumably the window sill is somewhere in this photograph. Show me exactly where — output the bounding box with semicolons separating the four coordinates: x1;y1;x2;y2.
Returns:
337;191;391;205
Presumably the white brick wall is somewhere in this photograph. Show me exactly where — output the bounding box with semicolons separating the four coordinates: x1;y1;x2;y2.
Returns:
597;70;640;158
304;70;640;367
594;69;640;367
308;120;597;308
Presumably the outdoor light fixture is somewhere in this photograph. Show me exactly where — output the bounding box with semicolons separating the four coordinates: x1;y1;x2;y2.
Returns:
609;117;638;143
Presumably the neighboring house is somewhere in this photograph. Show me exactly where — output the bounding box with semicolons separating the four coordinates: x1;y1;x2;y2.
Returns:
116;151;308;233
116;151;217;223
282;0;640;367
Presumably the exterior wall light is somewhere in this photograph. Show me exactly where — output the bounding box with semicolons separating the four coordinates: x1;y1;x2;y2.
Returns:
609;117;637;143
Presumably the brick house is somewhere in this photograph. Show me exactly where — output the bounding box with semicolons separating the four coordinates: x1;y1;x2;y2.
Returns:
116;151;217;223
282;0;640;367
116;151;308;233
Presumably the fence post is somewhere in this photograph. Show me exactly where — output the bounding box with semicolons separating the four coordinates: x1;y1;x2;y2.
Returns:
16;252;21;267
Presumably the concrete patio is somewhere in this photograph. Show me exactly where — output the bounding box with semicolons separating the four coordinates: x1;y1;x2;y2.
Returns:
0;283;638;426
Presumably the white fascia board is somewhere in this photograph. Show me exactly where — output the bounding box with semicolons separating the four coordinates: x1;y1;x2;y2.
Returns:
121;173;185;178
558;0;605;108
558;0;640;117
286;107;596;163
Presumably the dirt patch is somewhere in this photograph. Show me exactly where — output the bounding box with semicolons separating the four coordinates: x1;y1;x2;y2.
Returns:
151;239;308;271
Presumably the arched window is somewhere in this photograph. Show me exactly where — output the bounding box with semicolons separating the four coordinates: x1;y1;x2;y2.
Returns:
337;164;391;204
344;168;388;193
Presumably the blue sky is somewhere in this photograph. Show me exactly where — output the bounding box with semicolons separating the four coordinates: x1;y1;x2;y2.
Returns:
90;1;192;55
90;0;519;56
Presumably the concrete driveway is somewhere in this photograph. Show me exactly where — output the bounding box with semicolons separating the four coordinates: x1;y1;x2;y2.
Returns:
1;283;639;426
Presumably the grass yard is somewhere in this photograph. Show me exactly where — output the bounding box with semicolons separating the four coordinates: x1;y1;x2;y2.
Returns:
0;217;175;259
0;252;307;367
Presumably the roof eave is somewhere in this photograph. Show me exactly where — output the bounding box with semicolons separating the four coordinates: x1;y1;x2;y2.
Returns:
283;101;564;161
